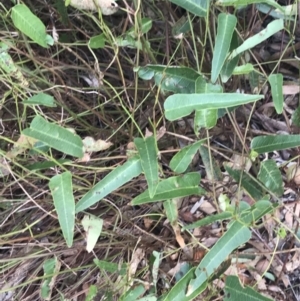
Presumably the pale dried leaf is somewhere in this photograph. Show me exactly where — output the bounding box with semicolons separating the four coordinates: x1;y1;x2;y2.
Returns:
285;251;300;272
199;200;216;214
284;209;293;229
283;85;300;95
69;0;119;15
128;248;145;278
145;128;153;138
255;259;270;274
0;157;10;177
249;270;267;290
83;136;113;152
6;134;37;159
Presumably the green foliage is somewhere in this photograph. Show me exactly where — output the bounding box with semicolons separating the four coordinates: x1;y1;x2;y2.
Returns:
1;0;296;300
49;172;75;247
211;13;237;83
11;4;54;47
23;115;84;158
224;275;272;301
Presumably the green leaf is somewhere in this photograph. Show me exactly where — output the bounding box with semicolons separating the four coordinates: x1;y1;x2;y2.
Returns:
170;140;205;173
169;0;208;17
183;211;233;230
216;0;284;12
120;285;146;301
172;16;191;37
26;159;71;171
292;105;300;127
85;285;98;301
76;157;142;212
268;73;283;114
256;3;295;20
194;109;218;131
23;93;56;107
89;33;106;49
164;199;178;226
182;198;257;231
82;214;103;253
127;17;152;36
22;115;84;158
240;200;276;224
211;13;237;83
258;160;283;196
94;259;127;275
199;146;223;181
40;257;61;300
251;135;300;154
224;275;272;301
138;65;202;94
195;76;223;93
187;221;251;296
161;269;207;301
116;35;149;50
49;172;75;247
11;4;53;48
225;165;265;200
164;93;263;121
131;173;204;205
220;32;240;83
134;136;159;198
229;19;284;60
232;63;254;75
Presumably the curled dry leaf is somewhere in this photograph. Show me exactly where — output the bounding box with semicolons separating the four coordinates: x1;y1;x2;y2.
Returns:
69;0;119;15
82;137;113;153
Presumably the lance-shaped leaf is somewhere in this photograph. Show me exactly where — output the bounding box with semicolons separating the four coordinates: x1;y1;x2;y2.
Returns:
76;157;142;212
23;115;84;158
229;19;284;60
11;4;53;47
251;135;300;154
187;221;251;296
131;172;204;205
211;13;237;83
170;139;205;173
49;172;75;247
258;160;283;196
169;0;208;17
164;93;263;121
268;73;283;114
224;275;272;301
134;136;159;198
